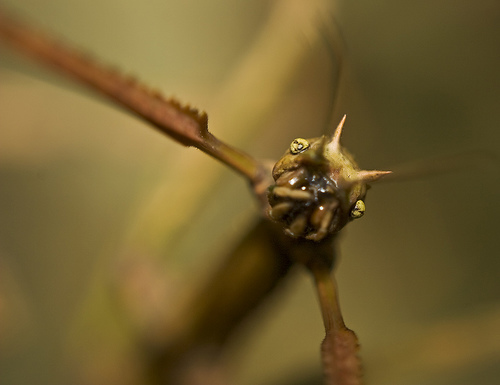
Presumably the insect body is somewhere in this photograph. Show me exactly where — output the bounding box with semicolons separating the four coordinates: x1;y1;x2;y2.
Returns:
0;10;396;383
268;116;391;241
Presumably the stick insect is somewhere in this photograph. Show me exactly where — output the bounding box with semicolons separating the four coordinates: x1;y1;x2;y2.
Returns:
1;2;499;385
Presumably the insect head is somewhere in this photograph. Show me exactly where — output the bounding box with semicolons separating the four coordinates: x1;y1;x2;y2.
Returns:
268;116;391;242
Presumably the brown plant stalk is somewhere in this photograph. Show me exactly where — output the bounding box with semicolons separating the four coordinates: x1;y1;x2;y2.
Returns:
311;263;362;385
0;9;264;184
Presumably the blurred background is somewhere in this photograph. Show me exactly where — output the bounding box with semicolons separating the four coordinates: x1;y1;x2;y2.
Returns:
0;0;499;384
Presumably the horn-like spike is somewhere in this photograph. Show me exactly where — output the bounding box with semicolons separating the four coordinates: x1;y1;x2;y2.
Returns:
357;170;392;183
324;115;347;157
331;114;347;148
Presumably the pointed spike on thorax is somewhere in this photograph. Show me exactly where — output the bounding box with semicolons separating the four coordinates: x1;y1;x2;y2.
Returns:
356;170;392;183
327;114;347;154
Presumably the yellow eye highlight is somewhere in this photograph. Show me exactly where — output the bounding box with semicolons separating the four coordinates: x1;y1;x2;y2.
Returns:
290;138;309;154
351;200;365;219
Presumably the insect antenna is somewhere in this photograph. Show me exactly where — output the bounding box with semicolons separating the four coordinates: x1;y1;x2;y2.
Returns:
316;13;348;136
378;149;498;183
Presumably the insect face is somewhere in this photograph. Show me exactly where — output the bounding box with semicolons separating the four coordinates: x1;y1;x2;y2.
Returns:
268;117;391;241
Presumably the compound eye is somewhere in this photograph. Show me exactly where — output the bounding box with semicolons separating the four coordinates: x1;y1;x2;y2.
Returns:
290;138;310;154
350;200;366;219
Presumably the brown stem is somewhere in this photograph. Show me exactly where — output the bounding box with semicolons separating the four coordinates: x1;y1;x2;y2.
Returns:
143;219;294;384
310;264;346;333
0;8;263;183
309;263;363;385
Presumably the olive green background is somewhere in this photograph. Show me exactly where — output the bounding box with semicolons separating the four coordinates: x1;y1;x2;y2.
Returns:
0;1;499;384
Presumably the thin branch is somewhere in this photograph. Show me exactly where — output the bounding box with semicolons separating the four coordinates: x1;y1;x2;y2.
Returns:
310;263;363;385
311;264;346;333
143;219;294;384
0;8;263;183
